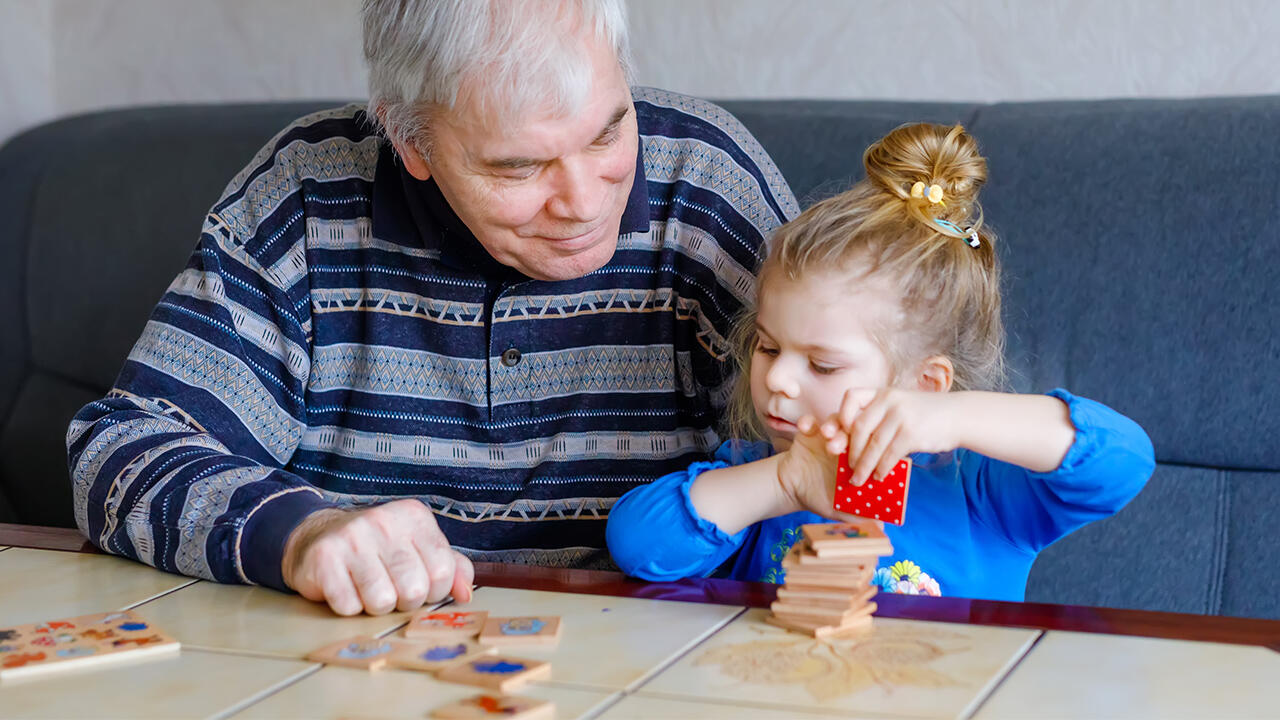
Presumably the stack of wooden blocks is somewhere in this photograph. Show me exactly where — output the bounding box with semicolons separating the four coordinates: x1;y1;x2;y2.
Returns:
767;520;893;638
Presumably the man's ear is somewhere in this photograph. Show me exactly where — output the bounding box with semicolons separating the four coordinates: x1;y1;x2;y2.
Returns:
374;105;433;181
392;136;433;181
915;355;954;393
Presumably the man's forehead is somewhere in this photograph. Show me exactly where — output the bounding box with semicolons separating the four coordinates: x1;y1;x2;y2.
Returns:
458;99;632;165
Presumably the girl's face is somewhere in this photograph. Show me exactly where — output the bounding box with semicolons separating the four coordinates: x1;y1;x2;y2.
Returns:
750;269;901;451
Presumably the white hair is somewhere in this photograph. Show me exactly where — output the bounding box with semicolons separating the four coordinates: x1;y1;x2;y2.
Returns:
362;0;633;155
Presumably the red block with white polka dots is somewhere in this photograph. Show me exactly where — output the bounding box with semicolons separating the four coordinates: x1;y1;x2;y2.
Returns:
834;454;912;525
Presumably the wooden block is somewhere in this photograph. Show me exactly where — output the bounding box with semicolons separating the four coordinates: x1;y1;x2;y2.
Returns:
770;601;877;626
430;693;554;719
387;639;494;673
404;610;489;640
478;616;561;647
776;586;877;609
835;454;912;525
764;612;874;639
783;546;877;570
780;567;874;591
305;636;396;670
801;520;890;550
0;610;180;683
436;655;551;693
810;543;893;560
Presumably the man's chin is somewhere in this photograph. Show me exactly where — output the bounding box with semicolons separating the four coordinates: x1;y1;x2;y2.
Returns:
523;239;618;281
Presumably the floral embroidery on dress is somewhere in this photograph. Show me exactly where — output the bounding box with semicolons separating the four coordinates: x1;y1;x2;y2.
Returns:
761;527;803;584
874;560;942;596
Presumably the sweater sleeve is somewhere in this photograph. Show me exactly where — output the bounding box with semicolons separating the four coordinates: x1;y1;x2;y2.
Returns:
66;206;335;592
960;389;1156;553
606;441;761;580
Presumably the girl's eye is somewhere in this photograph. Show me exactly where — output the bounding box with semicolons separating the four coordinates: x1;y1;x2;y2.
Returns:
810;362;841;375
754;343;779;357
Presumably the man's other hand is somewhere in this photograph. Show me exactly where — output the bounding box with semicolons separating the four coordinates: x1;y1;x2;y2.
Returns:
281;499;474;616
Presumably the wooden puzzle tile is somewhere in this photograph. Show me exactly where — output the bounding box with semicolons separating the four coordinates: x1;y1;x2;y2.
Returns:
403;609;488;641
436;655;551;693
782;548;877;571
478;616;561;647
386;638;494;673
835;454;912;525
0;610;179;682
305;636;396;670
780;566;874;592
764;612;874;639
430;693;554;719
777;586;877;610
801;520;892;551
770;601;878;626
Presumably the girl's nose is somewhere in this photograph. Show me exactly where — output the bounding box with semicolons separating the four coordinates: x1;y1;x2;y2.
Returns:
764;358;800;398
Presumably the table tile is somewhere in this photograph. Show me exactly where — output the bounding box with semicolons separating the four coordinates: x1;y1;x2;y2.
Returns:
0;647;314;718
232;664;618;720
599;692;883;719
447;586;744;692
0;548;195;626
132;579;431;658
974;630;1280;719
636;608;1039;719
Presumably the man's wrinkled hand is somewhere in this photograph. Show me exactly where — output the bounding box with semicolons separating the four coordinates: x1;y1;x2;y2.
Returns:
281;499;473;616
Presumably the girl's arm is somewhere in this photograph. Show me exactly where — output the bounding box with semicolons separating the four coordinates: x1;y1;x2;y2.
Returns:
605;443;766;581
832;388;1076;486
948;391;1076;473
960;389;1155;551
688;454;791;535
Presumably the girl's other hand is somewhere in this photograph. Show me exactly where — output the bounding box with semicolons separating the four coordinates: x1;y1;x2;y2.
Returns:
776;417;868;522
818;388;960;486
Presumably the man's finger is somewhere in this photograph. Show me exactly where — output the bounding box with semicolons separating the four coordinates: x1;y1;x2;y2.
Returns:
381;544;430;612
408;526;457;605
348;548;399;615
317;555;363;616
451;551;475;604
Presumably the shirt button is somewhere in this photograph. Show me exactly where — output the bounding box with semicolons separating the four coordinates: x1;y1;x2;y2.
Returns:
501;347;522;367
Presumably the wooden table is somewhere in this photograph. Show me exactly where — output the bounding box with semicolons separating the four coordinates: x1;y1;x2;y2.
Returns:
2;523;1278;719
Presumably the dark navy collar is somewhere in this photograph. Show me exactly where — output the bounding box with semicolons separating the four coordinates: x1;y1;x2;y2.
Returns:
371;137;649;279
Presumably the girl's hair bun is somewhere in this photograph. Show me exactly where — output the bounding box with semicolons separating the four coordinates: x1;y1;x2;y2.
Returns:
862;123;987;234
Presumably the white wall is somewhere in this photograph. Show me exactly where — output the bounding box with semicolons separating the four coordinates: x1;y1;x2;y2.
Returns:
5;0;1280;147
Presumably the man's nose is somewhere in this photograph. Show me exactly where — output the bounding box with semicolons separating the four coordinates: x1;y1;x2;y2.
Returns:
547;157;607;223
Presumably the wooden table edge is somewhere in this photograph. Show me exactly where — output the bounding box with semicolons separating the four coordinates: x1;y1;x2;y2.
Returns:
4;523;1278;651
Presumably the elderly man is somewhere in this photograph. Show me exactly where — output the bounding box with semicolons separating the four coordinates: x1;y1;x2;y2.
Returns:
68;0;796;616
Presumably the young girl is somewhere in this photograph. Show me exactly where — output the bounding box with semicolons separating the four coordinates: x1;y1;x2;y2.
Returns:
606;123;1154;601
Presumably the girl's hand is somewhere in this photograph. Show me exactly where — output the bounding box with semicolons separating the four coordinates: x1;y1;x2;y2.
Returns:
817;388;961;486
775;418;867;522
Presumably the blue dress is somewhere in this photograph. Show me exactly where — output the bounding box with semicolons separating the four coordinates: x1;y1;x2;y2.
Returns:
605;389;1155;601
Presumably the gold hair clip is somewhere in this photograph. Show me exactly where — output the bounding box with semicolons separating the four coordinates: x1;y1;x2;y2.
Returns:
910;181;945;205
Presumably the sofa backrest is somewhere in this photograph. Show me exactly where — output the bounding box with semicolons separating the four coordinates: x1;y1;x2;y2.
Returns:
2;96;1277;618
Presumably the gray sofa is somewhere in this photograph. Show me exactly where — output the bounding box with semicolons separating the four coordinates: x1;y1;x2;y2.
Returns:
2;96;1277;619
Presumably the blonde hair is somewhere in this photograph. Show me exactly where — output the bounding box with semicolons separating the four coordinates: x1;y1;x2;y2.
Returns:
727;123;1006;441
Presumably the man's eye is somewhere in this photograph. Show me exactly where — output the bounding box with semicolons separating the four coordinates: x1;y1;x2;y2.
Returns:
594;129;620;147
500;168;537;181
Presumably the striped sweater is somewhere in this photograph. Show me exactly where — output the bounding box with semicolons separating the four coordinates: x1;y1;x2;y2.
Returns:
66;88;798;591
